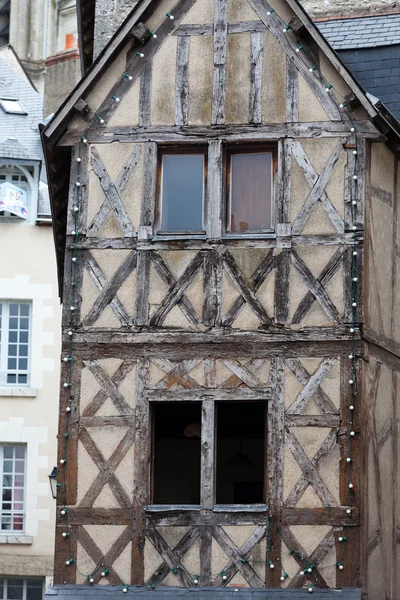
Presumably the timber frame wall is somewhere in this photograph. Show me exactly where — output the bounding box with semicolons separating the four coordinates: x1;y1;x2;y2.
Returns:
49;0;395;594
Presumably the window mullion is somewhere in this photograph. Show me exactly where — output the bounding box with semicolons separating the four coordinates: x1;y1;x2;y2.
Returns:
200;399;215;509
0;304;9;386
206;141;223;239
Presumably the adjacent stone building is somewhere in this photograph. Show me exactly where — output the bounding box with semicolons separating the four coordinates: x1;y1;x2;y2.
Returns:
42;0;400;598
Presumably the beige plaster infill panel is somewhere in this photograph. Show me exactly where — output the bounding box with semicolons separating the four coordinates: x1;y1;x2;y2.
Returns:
374;364;393;434
228;0;259;22
85;42;131;111
225;33;251;124
261;31;286;124
150;35;177;125
298;74;329;123
180;0;213;25
188;35;213;125
263;0;293;23
319;53;350;105
87;143;143;234
77;440;100;504
76;542;97;584
108;79;140;127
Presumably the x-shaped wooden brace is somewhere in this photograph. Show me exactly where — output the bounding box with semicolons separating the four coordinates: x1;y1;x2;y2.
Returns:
222;249;272;326
83;250;137;326
87;145;139;236
151;358;203;389
146;525;197;587
83;360;135;416
286;358;337;415
78;525;132;584
84;251;135;326
150;252;204;327
291;249;341;324
212;525;266;587
217;358;267;389
292;139;346;235
78;426;135;508
285;429;337;507
292;247;344;325
220;359;264;388
285;426;337;507
146;526;200;586
281;525;341;588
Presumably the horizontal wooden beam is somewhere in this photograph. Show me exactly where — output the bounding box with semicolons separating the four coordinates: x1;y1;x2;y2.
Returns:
172;21;267;36
80;415;135;427
59;508;133;525
144;388;271;402
59;121;383;146
285;414;340;427
145;507;359;527
66;232;363;251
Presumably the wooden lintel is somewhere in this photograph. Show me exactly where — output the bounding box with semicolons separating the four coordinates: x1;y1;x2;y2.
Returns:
288;15;305;34
345;92;362;110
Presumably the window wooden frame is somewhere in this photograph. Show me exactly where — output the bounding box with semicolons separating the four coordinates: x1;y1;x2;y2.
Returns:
147;393;270;510
223;144;278;238
155;146;208;237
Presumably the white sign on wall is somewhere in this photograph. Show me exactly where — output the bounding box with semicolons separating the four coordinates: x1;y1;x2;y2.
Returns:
0;181;28;218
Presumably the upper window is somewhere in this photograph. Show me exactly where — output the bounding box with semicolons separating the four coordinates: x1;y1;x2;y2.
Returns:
0;445;26;533
0;302;31;386
157;149;206;234
0;99;27;115
0;165;31;220
226;148;275;234
0;578;43;600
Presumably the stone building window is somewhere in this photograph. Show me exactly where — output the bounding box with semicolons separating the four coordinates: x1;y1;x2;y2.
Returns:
0;577;43;600
0;165;32;220
0;445;26;532
226;148;275;234
0;302;31;386
157;148;207;234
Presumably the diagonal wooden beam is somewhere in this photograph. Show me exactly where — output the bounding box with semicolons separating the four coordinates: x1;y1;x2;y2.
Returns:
151;252;200;326
150;252;204;326
87;147;134;236
218;358;266;388
146;527;200;586
153;358;203;389
280;526;328;588
82;359;136;417
83;250;136;326
222;250;275;326
286;357;337;414
292;140;345;235
78;428;133;508
285;429;337;507
221;359;264;388
285;427;337;507
84;360;134;415
151;358;202;389
146;524;193;586
85;252;131;325
79;525;132;584
222;249;271;325
291;250;341;323
292;247;344;324
114;144;141;193
212;525;266;588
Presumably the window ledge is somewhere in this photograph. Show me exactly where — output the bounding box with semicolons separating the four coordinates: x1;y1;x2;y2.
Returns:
0;535;33;545
0;387;37;397
146;505;201;512
213;504;268;512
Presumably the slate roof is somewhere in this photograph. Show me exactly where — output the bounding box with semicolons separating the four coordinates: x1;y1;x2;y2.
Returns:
46;585;362;600
317;14;400;50
316;16;400;120
0;56;44;163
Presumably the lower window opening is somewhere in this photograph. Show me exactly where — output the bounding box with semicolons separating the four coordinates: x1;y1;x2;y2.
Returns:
152;402;201;505
216;402;266;505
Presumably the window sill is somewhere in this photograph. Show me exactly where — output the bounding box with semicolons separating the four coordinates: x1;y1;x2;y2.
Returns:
146;505;201;512
0;387;36;397
213;504;268;512
0;535;33;545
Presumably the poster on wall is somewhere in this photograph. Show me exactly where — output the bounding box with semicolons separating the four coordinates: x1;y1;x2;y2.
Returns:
0;181;28;218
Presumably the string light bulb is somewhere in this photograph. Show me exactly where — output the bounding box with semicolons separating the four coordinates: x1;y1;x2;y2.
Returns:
295;45;303;53
325;84;333;92
346;457;352;463
350;405;355;411
66;559;74;565
76;157;81;163
122;587;128;594
353;150;357;155
166;12;174;19
80;136;87;144
346;508;352;514
60;458;66;465
338;536;347;542
98;117;105;124
72;257;77;263
101;569;109;577
60;508;67;516
150;31;157;38
308;586;313;594
221;571;227;581
266;8;275;14
62;532;69;537
309;65;316;72
350;431;355;437
268;561;275;569
336;562;344;570
280;573;288;581
112;95;120;102
136;51;144;58
349;482;354;489
283;25;291;32
88;575;94;584
193;576;199;585
124;73;133;81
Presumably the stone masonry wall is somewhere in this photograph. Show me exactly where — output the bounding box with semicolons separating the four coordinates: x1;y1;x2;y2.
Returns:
299;0;399;18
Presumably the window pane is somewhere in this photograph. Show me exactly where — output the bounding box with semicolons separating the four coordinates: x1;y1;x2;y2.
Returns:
20;305;29;317
216;402;266;504
27;581;43;600
161;155;204;232
7;579;23;599
9;304;19;316
8;331;17;343
230;153;272;232
153;403;201;504
15;447;25;459
19;332;28;344
7;375;16;384
17;375;27;384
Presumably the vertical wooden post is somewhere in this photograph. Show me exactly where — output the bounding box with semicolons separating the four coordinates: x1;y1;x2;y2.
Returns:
175;36;190;126
212;0;227;124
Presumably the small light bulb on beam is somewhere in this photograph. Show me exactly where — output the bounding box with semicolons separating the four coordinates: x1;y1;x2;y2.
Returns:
266;8;275;14
76;157;81;163
60;508;67;516
150;31;157;38
66;406;71;413
194;576;199;585
349;482;354;489
72;257;77;262
166;12;174;19
346;457;352;463
353;150;357;155
98;117;105;124
66;559;74;565
353;250;358;256
350;127;356;133
346;508;352;514
122;587;128;594
60;458;66;465
88;576;94;584
308;587;313;594
350;431;355;437
136;51;144;58
337;562;344;570
350;405;355;411
112;95;120;102
80;136;87;144
62;532;69;538
309;65;316;72
325;84;333;92
221;572;227;581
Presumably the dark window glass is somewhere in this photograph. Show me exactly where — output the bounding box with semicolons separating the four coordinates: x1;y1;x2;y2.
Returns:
216;402;266;504
26;580;43;600
6;579;23;600
160;154;204;232
229;153;273;232
153;403;201;504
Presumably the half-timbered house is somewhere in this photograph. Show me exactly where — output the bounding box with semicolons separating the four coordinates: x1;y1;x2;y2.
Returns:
41;0;400;598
